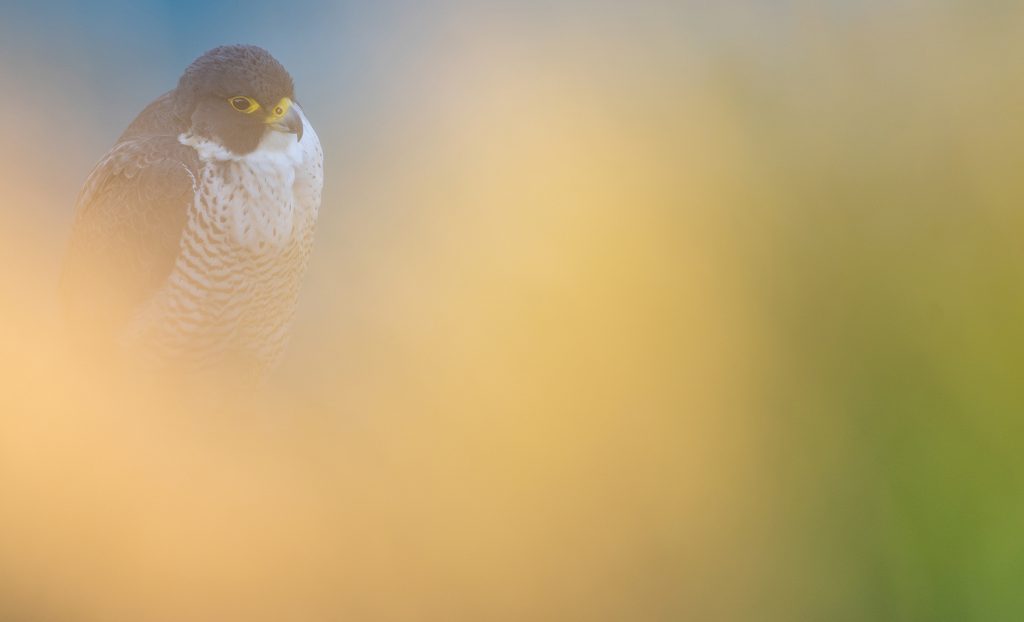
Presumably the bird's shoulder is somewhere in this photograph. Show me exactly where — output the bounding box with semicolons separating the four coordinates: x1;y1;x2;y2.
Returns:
119;91;186;140
70;134;199;248
62;95;201;332
75;92;198;214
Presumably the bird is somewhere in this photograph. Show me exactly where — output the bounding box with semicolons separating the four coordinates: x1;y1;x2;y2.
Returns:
61;45;324;382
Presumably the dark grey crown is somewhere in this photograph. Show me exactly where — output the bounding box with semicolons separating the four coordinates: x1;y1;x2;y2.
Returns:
171;45;297;154
175;45;294;114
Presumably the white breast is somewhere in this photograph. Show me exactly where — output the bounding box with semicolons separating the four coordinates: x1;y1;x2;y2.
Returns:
181;106;323;251
125;106;324;373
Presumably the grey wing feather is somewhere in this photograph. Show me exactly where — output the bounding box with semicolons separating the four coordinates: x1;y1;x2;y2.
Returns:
61;127;199;340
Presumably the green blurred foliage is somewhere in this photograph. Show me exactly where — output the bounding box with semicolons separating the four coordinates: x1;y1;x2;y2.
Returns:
724;4;1024;619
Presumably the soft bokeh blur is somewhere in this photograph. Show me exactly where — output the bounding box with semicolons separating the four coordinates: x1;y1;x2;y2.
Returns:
1;1;1022;620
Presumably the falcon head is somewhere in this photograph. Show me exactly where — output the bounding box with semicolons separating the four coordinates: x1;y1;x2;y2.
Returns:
173;45;303;155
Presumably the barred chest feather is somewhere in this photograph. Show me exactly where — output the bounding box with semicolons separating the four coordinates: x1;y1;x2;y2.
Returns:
126;107;323;375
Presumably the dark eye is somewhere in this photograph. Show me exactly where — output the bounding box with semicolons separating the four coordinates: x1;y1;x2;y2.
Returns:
275;106;284;116
231;97;253;112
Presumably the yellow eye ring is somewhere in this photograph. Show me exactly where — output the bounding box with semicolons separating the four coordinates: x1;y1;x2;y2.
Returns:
229;96;260;114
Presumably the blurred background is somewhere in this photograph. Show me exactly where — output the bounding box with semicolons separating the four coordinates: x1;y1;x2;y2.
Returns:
1;0;1022;620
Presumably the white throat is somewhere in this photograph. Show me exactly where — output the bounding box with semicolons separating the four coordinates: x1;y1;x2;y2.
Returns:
177;105;320;252
181;149;291;249
179;128;303;164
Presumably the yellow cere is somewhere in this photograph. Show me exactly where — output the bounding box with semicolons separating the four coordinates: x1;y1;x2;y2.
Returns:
265;97;292;123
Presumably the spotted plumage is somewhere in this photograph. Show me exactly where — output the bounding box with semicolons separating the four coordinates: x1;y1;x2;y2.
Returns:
62;45;323;379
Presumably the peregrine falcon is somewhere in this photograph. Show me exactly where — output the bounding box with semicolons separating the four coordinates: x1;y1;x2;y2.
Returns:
61;45;324;379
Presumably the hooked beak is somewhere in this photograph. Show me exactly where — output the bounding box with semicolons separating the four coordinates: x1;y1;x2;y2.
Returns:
267;106;303;141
